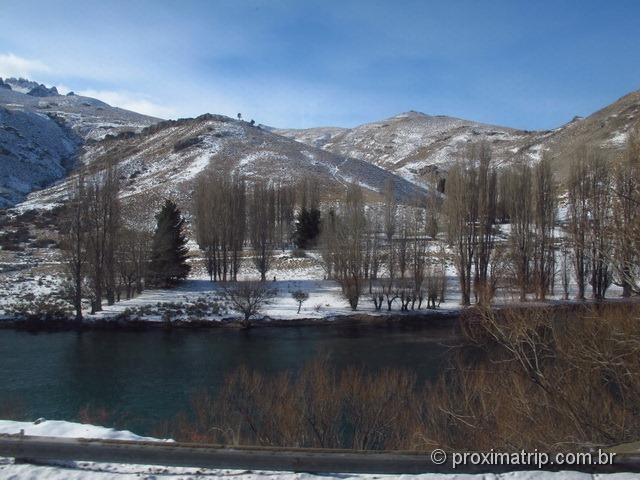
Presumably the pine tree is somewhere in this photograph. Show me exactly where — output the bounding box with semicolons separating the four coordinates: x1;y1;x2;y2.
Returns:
294;207;321;249
148;199;191;287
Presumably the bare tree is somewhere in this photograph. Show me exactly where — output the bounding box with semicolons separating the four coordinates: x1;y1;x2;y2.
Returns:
502;160;534;302
291;290;309;314
532;154;558;300
382;279;399;311
275;183;295;251
224;281;275;327
396;215;409;280
117;227;151;300
473;142;497;305
444;156;478;306
586;150;613;299
611;127;640;296
332;183;367;310
103;166;121;306
409;202;427;307
566;147;591;300
383;179;397;282
566;146;614;300
370;283;384;310
194;170;246;282
84;163;121;313
560;239;571;300
368;215;382;292
59;176;88;321
319;207;338;279
249;181;276;281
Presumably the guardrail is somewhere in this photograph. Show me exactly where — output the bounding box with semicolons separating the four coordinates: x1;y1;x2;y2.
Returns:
1;434;639;474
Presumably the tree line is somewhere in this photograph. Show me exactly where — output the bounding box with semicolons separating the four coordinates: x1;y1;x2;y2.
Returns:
317;130;640;311
59;126;640;319
193;171;321;282
443;129;640;307
59;163;190;321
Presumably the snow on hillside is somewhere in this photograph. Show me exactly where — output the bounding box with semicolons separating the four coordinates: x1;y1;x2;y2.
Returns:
277;91;640;186
16;114;427;213
0;106;79;208
0;80;162;207
275;111;543;186
271;125;348;149
0;85;160;141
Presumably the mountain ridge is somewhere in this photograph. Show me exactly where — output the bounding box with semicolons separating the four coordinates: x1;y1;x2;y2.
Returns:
2;77;640;209
274;90;640;185
0;80;162;207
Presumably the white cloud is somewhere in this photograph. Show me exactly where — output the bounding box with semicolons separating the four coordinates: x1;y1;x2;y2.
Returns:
77;89;175;118
0;52;50;78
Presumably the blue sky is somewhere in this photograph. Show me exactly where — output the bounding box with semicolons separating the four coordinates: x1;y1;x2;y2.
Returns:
0;0;639;129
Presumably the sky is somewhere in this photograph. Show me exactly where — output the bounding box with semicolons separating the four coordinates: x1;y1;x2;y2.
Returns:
0;0;639;129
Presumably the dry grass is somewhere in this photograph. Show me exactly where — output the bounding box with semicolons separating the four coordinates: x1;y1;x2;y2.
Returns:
157;303;640;452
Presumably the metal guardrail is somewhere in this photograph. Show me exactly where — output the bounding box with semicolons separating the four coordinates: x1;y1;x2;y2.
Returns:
1;434;639;474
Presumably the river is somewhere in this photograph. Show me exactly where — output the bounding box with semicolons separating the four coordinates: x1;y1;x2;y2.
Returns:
0;322;459;436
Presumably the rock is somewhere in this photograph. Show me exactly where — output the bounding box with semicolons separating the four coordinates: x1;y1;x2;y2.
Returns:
27;84;59;97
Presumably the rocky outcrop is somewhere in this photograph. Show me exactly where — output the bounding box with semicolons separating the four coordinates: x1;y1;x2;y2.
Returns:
27;84;59;97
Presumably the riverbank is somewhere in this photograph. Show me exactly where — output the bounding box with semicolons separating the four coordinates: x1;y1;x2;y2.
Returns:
2;295;638;332
0;308;462;331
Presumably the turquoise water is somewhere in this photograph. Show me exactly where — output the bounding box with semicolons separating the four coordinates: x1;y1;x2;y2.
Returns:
0;323;458;435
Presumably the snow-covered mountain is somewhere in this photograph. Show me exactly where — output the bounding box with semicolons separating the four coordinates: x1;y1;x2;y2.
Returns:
0;78;161;207
19;113;426;212
0;106;79;208
3;75;639;211
274;112;544;187
275;91;640;186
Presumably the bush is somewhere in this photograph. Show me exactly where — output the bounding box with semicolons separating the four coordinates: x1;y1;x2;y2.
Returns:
159;304;640;452
173;136;202;152
6;294;73;321
291;290;309;314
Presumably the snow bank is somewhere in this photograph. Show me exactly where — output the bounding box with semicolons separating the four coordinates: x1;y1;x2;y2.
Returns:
0;419;163;442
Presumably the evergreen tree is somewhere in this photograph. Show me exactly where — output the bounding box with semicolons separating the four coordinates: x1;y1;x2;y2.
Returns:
294;207;321;249
148;199;191;287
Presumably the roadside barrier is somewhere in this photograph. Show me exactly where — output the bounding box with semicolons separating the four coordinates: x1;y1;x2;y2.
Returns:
0;434;639;474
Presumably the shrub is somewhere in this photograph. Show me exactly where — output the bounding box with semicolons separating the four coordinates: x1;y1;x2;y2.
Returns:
291;290;309;314
159;304;640;452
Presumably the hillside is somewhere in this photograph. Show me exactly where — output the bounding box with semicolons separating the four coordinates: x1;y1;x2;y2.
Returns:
275;92;640;185
4;75;639;212
275;112;548;187
543;90;640;175
0;80;161;207
18;114;426;213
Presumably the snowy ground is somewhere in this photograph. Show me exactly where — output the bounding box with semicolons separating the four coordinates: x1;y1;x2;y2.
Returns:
0;419;636;479
0;243;626;324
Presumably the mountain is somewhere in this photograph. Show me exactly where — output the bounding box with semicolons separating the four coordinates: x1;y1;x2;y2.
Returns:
542;90;640;175
18;114;426;213
0;79;161;207
0;106;79;208
274;112;546;187
275;92;640;186
4;76;639;212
